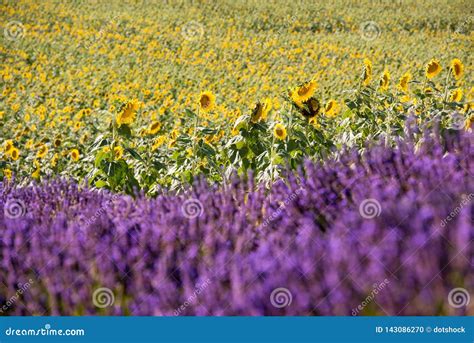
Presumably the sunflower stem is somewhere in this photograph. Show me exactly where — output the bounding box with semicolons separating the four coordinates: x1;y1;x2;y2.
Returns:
442;69;451;110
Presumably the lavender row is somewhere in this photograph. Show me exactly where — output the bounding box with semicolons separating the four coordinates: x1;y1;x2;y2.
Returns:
0;131;472;315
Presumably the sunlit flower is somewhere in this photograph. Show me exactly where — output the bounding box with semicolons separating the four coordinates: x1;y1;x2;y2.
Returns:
152;136;166;151
379;69;390;91
425;59;442;79
324;99;340;117
398;72;412;93
450;58;464;80
3;168;12;180
449;89;463;102
9;147;19;161
37;144;48;159
70;149;80;162
32;160;41;179
54;137;62;148
148;121;162;135
117;99;139;126
199;91;216;112
114;146;124;159
362;58;372;86
273;123;287;140
51;153;59;168
291;80;317;104
251;98;272;123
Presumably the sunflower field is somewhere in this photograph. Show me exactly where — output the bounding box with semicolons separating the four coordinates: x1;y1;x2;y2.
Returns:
0;0;473;316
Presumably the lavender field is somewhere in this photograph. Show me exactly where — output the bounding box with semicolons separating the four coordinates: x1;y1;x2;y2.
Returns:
1;129;472;316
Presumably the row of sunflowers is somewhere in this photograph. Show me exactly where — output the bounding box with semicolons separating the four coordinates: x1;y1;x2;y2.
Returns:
2;56;472;193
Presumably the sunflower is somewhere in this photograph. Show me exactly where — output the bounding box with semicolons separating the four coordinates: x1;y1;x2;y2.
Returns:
251;98;272;123
324;99;340;117
152;136;166;151
51;153;59;168
148;121;162;135
362;58;372;86
379;69;390;91
10;147;19;161
301;97;321;118
70;149;80;162
37;144;48;159
114;146;124;160
73;121;81;132
54;137;62;148
398;72;412;93
273;123;287;140
424;87;434;95
309;116;320;128
425;59;442;79
4;139;14;153
450;59;464;80
32;160;40;179
199;91;216;112
116;99;139;126
449;89;463;102
3;168;12;181
290;80;317;104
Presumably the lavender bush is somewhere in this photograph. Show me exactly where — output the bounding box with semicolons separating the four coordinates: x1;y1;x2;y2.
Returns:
0;131;472;316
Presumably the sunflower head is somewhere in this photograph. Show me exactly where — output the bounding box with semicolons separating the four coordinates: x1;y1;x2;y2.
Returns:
10;147;19;161
450;58;464;80
37;144;48;159
273;123;287;140
70;149;80;162
251;98;272;123
117;99;139;126
379;69;390;91
425;59;442;79
449;89;463;102
324;99;340;117
148;121;161;135
4;139;14;153
32;160;40;179
290;80;317;104
114;146;124;160
362;58;373;86
398;72;412;93
199;91;216;112
3;168;12;181
54;137;62;148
